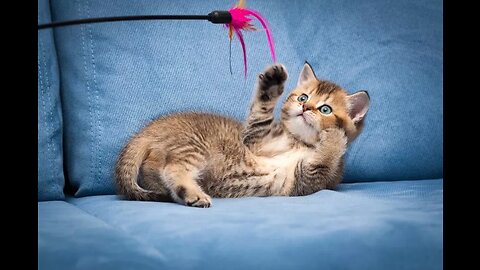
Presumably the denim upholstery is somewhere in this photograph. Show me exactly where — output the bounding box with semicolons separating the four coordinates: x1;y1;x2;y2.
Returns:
38;0;65;200
38;0;443;269
50;0;442;196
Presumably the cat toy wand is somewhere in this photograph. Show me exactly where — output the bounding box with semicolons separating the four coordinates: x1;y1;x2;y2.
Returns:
37;0;276;78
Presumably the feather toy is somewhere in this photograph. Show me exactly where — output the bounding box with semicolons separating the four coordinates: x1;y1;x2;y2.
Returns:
226;0;276;77
38;1;276;78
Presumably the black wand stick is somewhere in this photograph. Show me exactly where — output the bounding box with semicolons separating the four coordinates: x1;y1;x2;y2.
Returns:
38;11;232;30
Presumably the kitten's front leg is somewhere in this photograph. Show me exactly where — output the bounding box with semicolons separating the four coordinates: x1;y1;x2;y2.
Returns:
242;64;288;146
291;128;348;196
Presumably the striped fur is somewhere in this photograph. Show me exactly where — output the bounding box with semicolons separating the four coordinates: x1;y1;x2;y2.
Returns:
115;63;369;207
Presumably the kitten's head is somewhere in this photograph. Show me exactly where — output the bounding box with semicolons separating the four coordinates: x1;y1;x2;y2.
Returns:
281;62;370;145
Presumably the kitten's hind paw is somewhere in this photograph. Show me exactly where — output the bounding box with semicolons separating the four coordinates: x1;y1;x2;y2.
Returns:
176;187;212;208
257;64;288;100
187;194;212;208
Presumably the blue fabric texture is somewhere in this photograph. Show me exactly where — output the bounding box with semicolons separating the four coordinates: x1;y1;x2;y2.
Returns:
39;1;443;268
38;201;166;269
38;179;443;270
50;0;443;197
38;0;64;201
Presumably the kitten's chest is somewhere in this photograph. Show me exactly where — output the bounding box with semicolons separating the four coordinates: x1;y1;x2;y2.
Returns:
258;147;310;195
256;135;311;178
257;134;309;160
264;149;309;169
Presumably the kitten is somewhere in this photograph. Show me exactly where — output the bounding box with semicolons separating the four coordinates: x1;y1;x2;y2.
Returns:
115;62;370;207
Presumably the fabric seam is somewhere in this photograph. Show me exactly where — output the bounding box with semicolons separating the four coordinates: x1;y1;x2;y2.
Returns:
39;38;51;193
77;0;95;194
42;32;57;190
86;0;104;192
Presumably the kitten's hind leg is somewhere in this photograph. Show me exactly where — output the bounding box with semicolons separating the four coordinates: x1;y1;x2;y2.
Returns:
162;162;212;208
139;159;173;201
242;64;288;146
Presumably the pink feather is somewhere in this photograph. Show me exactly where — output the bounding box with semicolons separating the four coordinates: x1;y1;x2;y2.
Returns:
233;27;247;79
244;9;276;63
227;5;276;78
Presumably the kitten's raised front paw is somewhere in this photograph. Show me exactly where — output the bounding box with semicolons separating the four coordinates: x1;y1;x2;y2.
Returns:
257;64;288;100
259;64;288;86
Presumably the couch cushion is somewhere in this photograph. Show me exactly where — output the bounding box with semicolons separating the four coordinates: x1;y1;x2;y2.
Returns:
38;0;65;201
52;179;441;270
38;201;167;270
50;0;442;196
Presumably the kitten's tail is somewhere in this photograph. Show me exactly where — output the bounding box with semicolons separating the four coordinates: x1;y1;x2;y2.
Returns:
115;136;170;202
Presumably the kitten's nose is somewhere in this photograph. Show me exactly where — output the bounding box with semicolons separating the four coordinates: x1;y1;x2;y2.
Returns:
302;104;314;112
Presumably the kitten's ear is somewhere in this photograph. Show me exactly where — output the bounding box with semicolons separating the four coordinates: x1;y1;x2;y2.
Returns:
297;61;317;86
346;91;370;124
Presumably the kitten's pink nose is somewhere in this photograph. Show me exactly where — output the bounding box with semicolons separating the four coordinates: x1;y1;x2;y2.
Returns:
302;104;314;112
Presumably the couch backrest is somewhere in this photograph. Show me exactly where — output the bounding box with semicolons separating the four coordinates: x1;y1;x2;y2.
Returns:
38;0;65;201
46;0;442;197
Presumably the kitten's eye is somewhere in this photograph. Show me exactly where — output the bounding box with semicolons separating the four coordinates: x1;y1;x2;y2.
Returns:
319;105;332;114
297;94;308;103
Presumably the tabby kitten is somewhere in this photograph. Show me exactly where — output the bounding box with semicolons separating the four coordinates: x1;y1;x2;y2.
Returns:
115;62;369;208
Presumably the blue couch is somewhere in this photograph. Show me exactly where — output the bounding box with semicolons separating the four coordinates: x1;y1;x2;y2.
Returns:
38;0;443;269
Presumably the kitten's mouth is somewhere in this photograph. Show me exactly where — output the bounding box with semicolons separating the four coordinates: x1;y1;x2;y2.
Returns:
297;113;314;127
